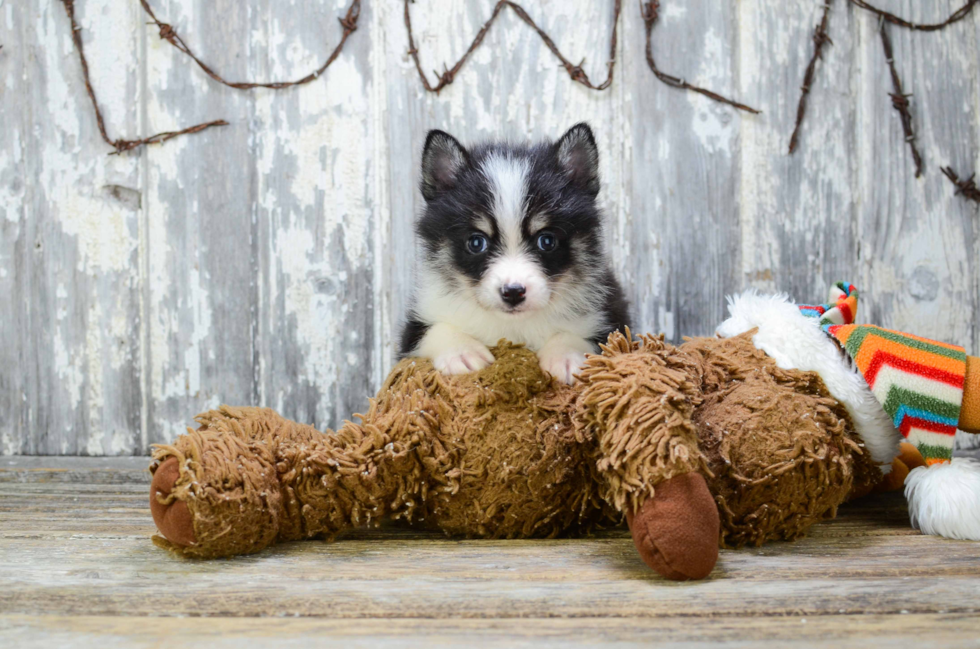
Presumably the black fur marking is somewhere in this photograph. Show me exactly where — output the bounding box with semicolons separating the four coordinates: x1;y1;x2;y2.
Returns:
399;318;431;357
421;130;469;201
555;122;600;196
590;268;631;348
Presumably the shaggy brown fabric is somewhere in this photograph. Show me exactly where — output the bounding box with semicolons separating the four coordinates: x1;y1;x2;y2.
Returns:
680;333;881;547
576;332;708;514
149;332;884;562
151;343;615;557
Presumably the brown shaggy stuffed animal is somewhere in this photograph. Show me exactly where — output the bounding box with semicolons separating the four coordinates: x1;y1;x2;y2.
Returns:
150;331;884;580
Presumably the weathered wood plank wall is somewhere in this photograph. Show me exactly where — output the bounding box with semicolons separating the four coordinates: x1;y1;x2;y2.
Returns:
1;0;978;455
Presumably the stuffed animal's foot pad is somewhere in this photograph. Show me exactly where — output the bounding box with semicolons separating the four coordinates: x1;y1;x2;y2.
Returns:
627;472;720;580
150;457;196;547
432;343;495;375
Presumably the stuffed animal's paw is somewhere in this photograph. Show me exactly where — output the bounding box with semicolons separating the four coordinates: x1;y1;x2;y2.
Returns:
626;472;720;581
432;342;495;375
150;457;196;547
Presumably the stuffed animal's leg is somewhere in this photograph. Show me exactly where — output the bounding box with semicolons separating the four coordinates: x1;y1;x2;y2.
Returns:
625;473;719;580
150;387;437;557
577;332;719;580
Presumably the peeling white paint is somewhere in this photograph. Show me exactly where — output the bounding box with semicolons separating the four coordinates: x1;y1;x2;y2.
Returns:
183;266;214;398
0;132;25;223
276;225;341;392
53;329;83;411
371;0;393;385
690;28;736;155
36;0;139;274
83;301;104;455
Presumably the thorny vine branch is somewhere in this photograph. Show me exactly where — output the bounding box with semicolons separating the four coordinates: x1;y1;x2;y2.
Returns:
61;0;360;155
61;0;227;155
789;0;834;154
942;167;980;206
848;0;979;32
879;20;922;177
139;0;361;90
788;0;979;200
640;2;758;113
51;0;980;195
404;0;757;114
404;0;620;93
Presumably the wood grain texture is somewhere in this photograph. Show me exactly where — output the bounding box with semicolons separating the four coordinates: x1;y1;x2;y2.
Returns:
737;0;859;302
623;0;743;339
854;0;979;349
2;0;980;453
0;0;145;456
2;459;980;647
141;0;259;450
3;614;979;649
140;0;381;448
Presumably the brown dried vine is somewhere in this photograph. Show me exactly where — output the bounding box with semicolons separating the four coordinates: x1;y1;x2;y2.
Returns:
61;0;226;155
879;21;922;177
63;0;360;155
789;0;978;176
942;167;980;206
640;1;758;113
789;0;834;154
848;0;978;31
58;0;980;182
404;0;620;93
139;0;361;90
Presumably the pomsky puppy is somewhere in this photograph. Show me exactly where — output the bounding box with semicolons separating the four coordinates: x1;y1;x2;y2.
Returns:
400;123;630;384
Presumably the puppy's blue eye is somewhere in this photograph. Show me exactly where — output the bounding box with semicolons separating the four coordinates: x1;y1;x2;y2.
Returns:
536;232;557;252
466;234;488;254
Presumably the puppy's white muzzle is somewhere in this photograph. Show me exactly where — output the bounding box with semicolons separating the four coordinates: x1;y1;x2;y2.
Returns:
478;254;550;314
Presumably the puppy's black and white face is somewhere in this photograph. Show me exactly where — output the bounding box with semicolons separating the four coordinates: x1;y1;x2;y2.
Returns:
417;123;604;317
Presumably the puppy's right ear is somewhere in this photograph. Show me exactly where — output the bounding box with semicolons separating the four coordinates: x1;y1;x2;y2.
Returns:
421;130;468;201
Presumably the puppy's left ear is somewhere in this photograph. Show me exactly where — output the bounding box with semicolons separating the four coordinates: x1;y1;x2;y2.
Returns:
555;123;600;196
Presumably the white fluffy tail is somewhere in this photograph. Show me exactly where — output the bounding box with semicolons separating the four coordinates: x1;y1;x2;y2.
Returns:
905;458;980;540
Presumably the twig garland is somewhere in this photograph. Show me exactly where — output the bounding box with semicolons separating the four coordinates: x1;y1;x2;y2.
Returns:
61;0;361;155
879;20;922;177
640;1;759;114
139;0;362;90
848;0;979;32
61;0;227;155
404;0;620;93
788;0;834;154
942;167;980;206
789;0;978;187
404;0;757;113
54;0;980;187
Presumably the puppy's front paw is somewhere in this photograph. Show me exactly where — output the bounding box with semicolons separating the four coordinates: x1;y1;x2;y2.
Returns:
432;342;495;376
538;348;587;385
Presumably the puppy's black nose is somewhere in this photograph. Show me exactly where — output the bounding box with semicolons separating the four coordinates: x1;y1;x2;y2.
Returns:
500;283;526;306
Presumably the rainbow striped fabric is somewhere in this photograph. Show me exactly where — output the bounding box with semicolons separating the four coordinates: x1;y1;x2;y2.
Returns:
800;282;966;465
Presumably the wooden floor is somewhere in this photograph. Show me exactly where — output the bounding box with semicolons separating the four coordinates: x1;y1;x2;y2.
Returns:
2;457;980;648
